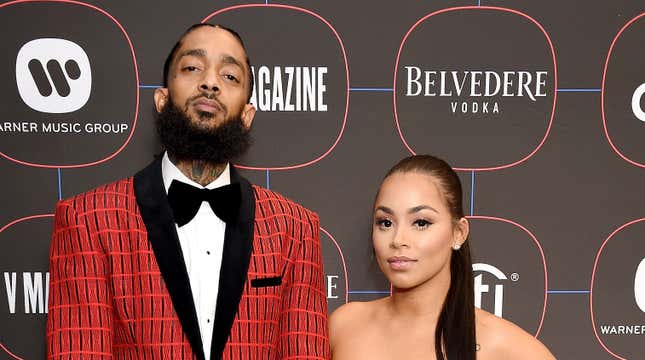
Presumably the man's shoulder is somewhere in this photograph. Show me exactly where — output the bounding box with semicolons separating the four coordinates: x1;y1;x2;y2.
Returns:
251;185;318;222
59;176;135;209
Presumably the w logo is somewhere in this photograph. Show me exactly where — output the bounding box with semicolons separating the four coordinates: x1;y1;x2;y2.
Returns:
15;38;92;113
635;258;645;312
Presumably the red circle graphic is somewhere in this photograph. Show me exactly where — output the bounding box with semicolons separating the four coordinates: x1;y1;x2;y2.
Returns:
601;12;645;169
467;215;549;337
0;0;139;169
203;4;349;171
0;213;54;360
321;226;349;304
393;6;558;172
590;218;645;360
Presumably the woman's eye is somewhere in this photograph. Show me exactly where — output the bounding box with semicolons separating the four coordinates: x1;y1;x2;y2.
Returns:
413;219;430;228
183;66;198;72
376;219;392;228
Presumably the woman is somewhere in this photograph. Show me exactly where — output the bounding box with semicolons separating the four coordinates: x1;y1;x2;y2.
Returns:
330;155;555;359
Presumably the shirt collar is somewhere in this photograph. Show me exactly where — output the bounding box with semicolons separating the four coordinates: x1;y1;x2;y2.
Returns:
162;152;231;193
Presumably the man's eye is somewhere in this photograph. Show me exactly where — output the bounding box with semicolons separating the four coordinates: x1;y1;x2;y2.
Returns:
224;74;239;82
183;66;198;72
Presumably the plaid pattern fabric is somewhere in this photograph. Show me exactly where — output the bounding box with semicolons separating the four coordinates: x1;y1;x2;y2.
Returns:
47;177;329;359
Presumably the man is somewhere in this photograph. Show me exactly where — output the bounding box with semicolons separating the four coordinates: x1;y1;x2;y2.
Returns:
46;24;329;360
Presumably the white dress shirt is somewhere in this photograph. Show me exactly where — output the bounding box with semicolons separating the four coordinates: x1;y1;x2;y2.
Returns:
162;152;228;360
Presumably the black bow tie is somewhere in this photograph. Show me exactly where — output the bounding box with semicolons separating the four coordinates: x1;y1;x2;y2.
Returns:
167;180;241;227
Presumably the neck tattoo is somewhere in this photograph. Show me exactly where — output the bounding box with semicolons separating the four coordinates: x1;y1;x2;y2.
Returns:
170;155;226;187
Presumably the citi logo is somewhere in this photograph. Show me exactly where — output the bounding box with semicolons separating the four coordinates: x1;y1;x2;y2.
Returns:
635;258;645;312
15;38;92;114
473;263;518;317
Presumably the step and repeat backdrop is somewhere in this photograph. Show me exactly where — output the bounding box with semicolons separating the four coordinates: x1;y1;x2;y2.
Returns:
1;0;644;359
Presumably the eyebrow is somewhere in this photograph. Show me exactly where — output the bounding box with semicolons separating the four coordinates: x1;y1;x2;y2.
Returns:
375;206;393;215
178;48;207;60
409;205;438;214
221;54;244;71
374;205;438;214
176;50;244;72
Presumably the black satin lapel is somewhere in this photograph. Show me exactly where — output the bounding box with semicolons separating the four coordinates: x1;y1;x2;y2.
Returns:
133;158;205;360
211;167;255;360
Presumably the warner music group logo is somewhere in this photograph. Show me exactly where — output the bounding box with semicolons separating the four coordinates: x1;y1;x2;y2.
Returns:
1;0;139;167
597;257;645;336
631;83;645;123
2;37;129;136
16;38;92;114
591;219;645;358
635;257;645;313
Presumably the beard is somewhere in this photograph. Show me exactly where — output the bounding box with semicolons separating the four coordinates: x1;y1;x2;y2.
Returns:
155;95;252;164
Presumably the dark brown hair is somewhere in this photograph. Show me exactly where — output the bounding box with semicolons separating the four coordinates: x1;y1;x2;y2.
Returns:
382;154;476;360
162;23;254;103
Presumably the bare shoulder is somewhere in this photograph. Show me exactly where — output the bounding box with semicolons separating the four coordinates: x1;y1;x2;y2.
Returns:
476;308;556;360
329;301;371;335
329;300;381;349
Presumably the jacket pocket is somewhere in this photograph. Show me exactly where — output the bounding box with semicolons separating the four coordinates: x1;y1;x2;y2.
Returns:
250;276;282;287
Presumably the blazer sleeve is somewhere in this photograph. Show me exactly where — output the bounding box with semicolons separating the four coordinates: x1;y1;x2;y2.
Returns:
276;212;330;359
46;200;113;359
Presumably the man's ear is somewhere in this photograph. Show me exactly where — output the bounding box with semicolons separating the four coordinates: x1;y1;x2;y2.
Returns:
241;103;256;129
153;87;169;113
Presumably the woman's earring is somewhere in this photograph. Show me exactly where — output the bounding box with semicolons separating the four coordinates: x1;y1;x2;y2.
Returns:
452;243;461;251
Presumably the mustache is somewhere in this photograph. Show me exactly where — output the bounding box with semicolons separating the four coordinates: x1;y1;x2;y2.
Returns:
186;92;226;111
188;91;217;101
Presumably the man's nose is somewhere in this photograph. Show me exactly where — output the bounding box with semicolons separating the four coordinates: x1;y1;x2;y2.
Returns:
199;70;220;93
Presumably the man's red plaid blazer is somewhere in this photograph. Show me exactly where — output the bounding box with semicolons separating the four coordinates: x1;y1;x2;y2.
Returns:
46;158;330;359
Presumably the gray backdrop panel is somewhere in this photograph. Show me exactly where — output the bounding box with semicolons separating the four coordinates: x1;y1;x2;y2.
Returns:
1;0;644;359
